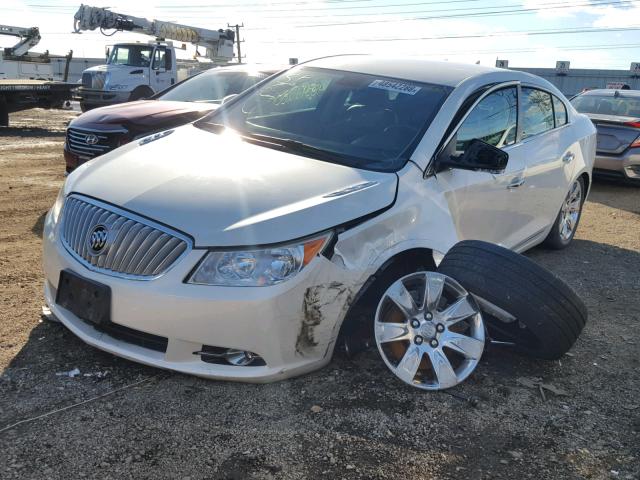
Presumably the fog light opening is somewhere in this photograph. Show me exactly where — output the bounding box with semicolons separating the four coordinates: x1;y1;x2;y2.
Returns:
194;345;265;367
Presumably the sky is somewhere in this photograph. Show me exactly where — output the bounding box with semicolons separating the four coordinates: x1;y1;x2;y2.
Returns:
2;0;639;69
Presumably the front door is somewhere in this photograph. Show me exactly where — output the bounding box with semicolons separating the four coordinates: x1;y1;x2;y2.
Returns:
150;47;172;93
436;85;528;247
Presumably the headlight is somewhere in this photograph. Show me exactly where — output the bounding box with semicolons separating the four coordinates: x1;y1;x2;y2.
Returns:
188;233;333;286
50;185;66;225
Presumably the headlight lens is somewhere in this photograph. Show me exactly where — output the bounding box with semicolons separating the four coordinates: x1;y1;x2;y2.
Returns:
50;186;66;225
188;233;332;286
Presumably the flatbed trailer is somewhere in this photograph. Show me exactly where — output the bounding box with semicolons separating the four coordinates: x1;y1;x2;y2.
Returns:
0;79;76;126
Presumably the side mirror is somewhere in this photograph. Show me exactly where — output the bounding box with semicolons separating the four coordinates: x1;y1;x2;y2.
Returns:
438;138;509;173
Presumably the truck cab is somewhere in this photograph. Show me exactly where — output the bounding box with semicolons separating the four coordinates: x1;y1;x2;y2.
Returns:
78;41;177;112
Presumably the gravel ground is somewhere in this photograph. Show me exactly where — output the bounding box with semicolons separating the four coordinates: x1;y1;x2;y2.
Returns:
1;108;639;480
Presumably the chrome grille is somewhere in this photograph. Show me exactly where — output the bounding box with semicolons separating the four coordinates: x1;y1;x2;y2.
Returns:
82;72;92;88
61;195;192;279
66;127;126;158
92;72;105;89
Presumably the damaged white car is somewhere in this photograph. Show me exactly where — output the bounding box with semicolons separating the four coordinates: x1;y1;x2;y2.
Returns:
43;56;595;389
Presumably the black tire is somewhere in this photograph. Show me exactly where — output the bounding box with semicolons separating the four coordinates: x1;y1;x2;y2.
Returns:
0;100;9;127
543;176;585;249
129;86;154;101
79;102;94;113
438;240;587;360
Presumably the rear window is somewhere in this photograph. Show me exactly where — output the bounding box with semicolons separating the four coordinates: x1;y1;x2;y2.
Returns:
553;95;567;127
521;88;554;139
571;94;640;117
159;71;268;104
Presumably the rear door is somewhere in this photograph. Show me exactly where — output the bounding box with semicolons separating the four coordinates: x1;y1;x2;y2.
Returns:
511;88;574;248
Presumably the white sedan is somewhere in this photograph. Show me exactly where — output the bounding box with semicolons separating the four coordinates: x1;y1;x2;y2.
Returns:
43;56;595;388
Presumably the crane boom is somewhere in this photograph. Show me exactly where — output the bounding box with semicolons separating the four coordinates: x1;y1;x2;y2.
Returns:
73;4;235;61
0;25;42;57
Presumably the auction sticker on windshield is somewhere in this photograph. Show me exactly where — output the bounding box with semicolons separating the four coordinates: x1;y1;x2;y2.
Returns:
368;79;422;95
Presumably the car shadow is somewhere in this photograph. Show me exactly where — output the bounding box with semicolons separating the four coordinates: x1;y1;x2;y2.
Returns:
0;126;66;138
587;178;640;214
31;211;48;237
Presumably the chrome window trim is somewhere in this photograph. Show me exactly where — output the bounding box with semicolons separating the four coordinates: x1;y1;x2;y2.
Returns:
430;80;573;172
60;194;194;281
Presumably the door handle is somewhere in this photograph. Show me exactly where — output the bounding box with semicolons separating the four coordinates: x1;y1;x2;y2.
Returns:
507;177;525;189
562;152;575;163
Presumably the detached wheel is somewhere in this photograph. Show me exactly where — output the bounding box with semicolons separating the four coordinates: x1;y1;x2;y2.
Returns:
543;177;585;249
374;271;485;390
438;240;587;360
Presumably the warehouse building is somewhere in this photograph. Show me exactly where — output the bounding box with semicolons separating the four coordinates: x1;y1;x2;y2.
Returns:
498;61;640;97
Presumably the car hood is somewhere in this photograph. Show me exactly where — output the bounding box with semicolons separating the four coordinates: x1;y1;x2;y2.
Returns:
70;101;217;131
66;124;398;246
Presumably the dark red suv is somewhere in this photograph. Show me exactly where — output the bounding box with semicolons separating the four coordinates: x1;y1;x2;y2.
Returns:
64;65;282;173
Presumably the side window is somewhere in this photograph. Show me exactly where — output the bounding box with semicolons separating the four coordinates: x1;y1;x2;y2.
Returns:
164;49;172;70
152;48;166;70
453;87;517;154
521;88;554;139
552;95;567;127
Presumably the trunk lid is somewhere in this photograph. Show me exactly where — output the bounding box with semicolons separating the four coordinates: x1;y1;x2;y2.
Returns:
586;113;640;155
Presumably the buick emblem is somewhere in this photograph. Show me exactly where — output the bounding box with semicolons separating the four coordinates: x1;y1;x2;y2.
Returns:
88;225;109;255
85;134;99;145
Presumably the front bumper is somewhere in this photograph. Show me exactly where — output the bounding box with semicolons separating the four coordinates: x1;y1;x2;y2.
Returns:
594;148;640;182
77;88;131;107
43;210;359;382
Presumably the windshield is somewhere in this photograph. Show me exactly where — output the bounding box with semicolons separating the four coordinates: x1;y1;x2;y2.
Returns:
196;66;451;171
160;70;269;104
571;94;640;117
108;45;153;67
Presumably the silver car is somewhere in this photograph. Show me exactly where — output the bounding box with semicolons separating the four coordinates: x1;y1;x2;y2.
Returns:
571;89;640;183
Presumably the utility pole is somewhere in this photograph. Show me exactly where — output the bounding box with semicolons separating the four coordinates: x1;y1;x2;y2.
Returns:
227;23;244;64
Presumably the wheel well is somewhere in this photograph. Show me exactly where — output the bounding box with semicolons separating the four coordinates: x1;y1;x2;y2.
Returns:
337;248;436;356
130;85;154;100
579;172;590;199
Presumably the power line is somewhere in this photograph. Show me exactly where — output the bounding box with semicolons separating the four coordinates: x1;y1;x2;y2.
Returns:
240;0;639;29
432;43;640;55
254;25;640;44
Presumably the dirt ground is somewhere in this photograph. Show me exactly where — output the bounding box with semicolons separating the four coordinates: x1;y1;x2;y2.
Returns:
0;108;638;480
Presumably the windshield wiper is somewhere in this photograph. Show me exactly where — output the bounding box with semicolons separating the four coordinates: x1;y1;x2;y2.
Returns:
241;133;345;161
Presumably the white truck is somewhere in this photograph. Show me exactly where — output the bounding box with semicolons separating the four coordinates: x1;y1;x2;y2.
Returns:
73;5;236;112
0;25;79;126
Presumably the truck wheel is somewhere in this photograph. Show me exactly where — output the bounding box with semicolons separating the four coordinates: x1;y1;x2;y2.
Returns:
438;240;587;360
129;86;154;101
80;102;95;113
0;101;8;127
543;176;585;249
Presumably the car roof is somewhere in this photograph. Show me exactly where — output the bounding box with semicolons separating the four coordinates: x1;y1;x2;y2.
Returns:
302;55;502;87
202;64;286;76
577;89;640;97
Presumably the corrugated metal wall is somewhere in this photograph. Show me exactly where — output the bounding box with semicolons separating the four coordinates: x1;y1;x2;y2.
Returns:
510;67;640;97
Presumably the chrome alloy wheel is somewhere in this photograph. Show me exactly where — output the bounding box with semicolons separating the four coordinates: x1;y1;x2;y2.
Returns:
559;180;583;242
374;272;485;391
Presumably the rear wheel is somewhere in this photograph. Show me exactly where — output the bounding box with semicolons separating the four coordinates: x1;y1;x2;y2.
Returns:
438;240;587;360
543;177;585;249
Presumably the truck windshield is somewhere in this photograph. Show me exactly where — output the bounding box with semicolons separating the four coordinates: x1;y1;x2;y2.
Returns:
108;45;153;67
196;66;451;172
160;71;269;104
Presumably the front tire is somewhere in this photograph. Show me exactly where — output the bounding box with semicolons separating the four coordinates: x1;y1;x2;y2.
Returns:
543;177;585;249
438;240;587;360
